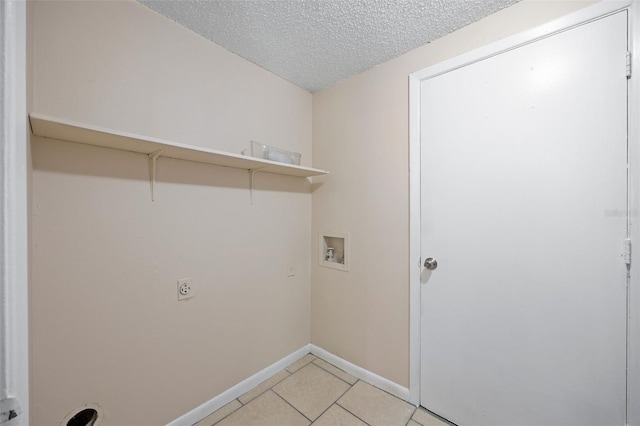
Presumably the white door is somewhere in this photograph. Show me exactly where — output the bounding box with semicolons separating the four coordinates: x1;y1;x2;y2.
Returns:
420;11;628;426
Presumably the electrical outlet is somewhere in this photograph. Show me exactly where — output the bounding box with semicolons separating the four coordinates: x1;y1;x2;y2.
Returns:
177;278;195;300
287;266;296;277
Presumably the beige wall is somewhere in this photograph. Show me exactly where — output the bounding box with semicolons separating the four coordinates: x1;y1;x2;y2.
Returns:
30;0;603;424
29;1;312;425
311;0;596;388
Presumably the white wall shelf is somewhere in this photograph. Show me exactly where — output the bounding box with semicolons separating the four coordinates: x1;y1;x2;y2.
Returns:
29;113;329;179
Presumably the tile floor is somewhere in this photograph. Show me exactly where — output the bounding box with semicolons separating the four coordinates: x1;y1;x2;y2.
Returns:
195;353;452;426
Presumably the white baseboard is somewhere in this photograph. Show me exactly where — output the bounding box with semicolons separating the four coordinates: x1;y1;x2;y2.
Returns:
168;343;412;426
309;344;411;403
167;344;311;426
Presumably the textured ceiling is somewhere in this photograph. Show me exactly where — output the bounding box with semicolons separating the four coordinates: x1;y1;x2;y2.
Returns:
139;0;521;92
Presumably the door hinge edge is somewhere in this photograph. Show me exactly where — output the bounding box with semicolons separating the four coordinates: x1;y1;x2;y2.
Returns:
623;238;632;265
626;51;632;79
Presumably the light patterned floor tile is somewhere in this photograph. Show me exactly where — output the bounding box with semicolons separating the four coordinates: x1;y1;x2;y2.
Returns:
193;357;429;426
412;407;451;426
287;353;317;373
312;358;357;385
194;400;242;426
238;369;291;405
311;404;368;426
274;363;351;421
215;391;310;426
337;381;415;426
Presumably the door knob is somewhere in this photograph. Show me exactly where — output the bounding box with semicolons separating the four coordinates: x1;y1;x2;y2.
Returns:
424;257;438;270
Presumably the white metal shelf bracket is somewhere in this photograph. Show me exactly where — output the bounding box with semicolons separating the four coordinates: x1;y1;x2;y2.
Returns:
148;150;163;201
249;168;264;205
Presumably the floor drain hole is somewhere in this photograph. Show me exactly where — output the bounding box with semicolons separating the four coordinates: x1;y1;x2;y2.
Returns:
66;408;98;426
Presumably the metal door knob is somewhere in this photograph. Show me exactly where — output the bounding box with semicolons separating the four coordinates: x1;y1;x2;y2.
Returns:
424;257;438;270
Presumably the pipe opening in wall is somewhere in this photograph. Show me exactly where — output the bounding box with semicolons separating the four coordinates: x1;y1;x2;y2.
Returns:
67;409;97;426
61;404;103;426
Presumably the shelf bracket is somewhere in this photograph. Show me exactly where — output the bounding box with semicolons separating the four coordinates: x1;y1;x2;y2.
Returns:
249;168;264;205
148;150;163;202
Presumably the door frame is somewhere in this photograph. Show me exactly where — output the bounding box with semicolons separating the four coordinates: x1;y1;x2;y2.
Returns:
1;0;29;424
408;2;640;425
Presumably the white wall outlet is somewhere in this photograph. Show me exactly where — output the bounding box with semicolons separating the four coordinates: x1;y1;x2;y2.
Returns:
287;266;296;277
177;278;195;301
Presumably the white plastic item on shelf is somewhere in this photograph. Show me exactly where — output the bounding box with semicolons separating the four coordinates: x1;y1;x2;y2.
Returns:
250;140;301;165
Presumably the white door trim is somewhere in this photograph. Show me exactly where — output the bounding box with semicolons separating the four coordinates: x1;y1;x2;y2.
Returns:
408;2;639;425
0;0;29;424
627;2;640;425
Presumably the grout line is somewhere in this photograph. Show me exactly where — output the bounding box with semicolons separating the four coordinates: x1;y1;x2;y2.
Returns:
237;369;291;406
335;379;417;426
285;354;317;374
353;376;414;405
209;401;242;426
313;363;352;385
210;357;416;426
333;379;374;426
286;359;316;375
270;389;315;423
335;400;372;425
404;406;418;426
270;363;355;424
307;379;355;424
311;358;357;386
309;402;337;424
311;401;372;426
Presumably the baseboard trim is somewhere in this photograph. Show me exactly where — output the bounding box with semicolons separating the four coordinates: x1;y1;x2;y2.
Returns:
168;343;412;425
167;344;312;426
309;344;411;403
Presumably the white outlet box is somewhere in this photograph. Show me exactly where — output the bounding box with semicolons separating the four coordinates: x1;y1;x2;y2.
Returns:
177;278;195;301
319;231;350;272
